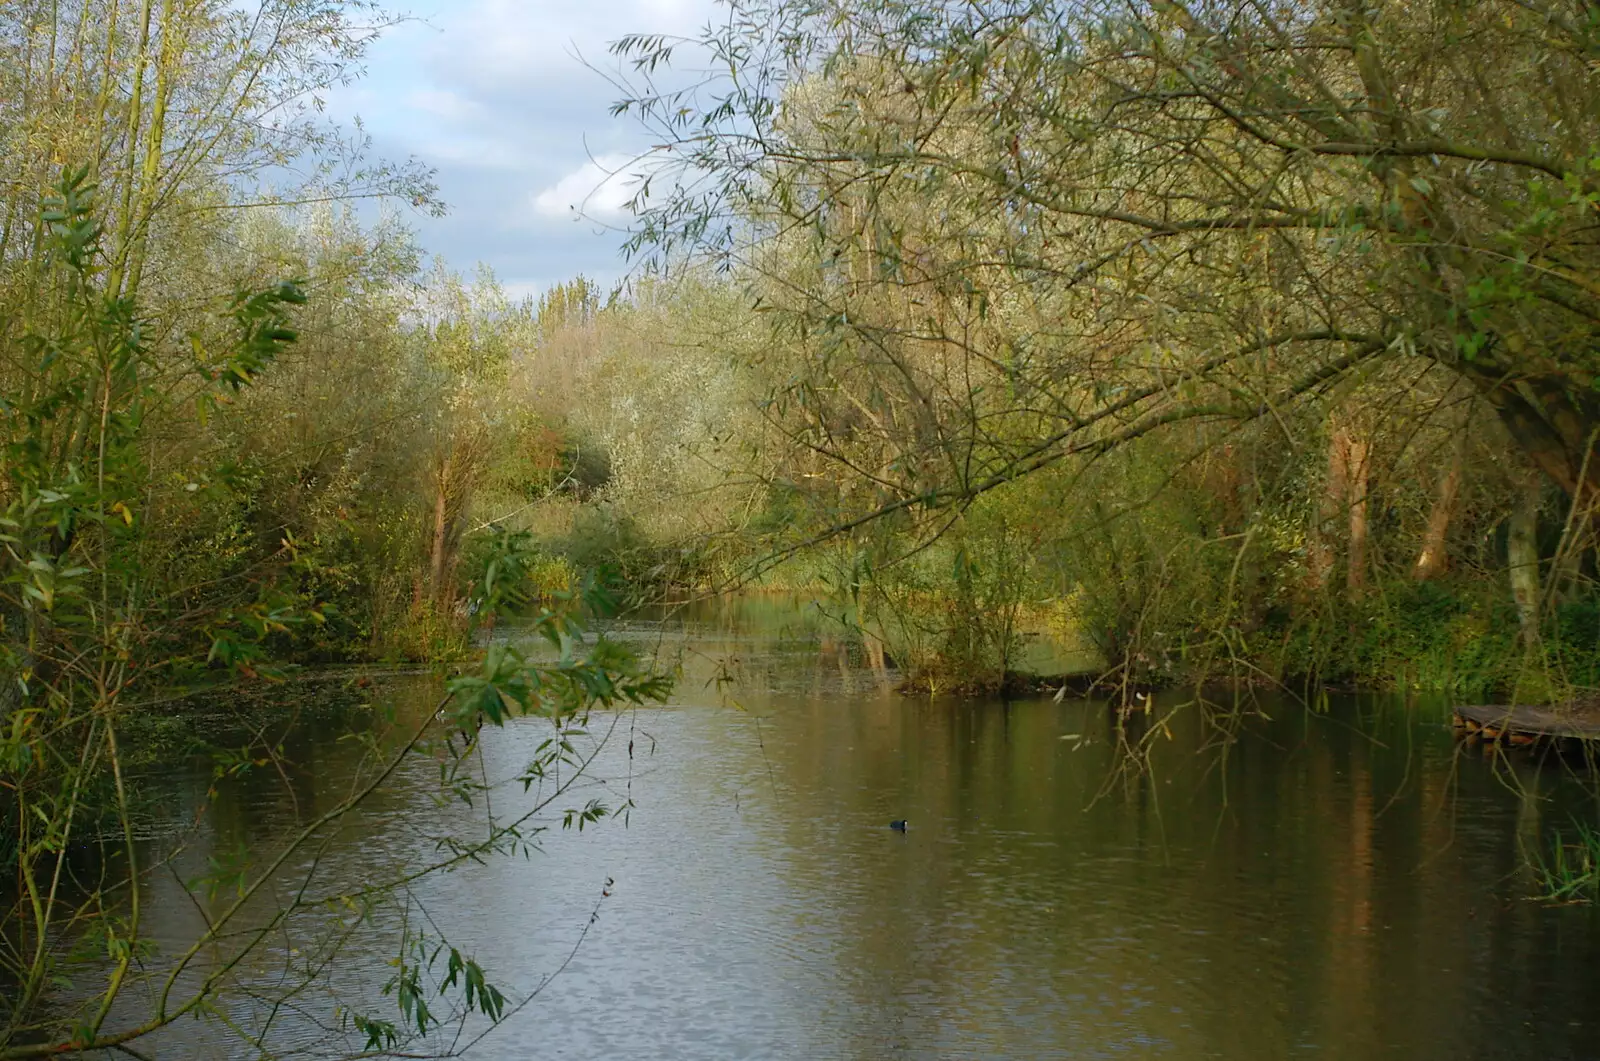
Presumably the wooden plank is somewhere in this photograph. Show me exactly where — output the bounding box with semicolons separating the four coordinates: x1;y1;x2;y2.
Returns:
1453;703;1600;741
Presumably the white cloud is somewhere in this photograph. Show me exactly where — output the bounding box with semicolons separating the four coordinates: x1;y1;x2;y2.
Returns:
440;0;714;93
532;153;645;220
406;87;482;122
321;0;720;291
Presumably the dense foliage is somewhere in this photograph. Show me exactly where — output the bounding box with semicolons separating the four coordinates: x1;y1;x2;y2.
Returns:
0;4;680;1055
5;0;1593;699
5;0;1600;1048
594;0;1600;696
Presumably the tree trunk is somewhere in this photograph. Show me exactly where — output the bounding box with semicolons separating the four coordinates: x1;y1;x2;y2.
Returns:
1345;433;1370;595
107;0;156;297
1508;480;1542;645
124;0;182;295
1547;467;1596;606
1308;426;1350;591
1471;370;1600;508
429;455;453;606
864;633;888;680
1414;438;1464;580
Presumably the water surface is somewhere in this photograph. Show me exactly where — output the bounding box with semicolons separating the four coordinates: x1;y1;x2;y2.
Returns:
120;602;1600;1059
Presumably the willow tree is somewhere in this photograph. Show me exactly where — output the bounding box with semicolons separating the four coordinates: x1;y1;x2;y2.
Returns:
0;185;676;1058
613;0;1600;571
0;1;441;590
0;0;440;399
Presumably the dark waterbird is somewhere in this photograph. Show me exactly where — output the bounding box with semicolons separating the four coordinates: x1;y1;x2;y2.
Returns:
889;819;908;832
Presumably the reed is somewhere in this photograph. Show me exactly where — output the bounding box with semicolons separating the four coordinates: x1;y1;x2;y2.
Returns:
1533;821;1600;904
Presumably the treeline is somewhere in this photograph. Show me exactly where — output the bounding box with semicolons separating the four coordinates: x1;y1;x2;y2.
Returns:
0;2;740;704
547;0;1600;699
8;0;1600;725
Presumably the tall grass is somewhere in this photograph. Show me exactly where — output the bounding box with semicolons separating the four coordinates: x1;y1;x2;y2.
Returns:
1533;820;1600;904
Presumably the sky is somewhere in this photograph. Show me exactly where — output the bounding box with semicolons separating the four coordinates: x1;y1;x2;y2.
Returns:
326;0;722;299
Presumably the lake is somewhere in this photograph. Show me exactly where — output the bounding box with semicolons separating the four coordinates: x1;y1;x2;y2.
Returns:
113;599;1600;1059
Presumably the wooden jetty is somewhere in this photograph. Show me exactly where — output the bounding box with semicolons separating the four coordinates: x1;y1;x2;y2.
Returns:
1453;703;1600;745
